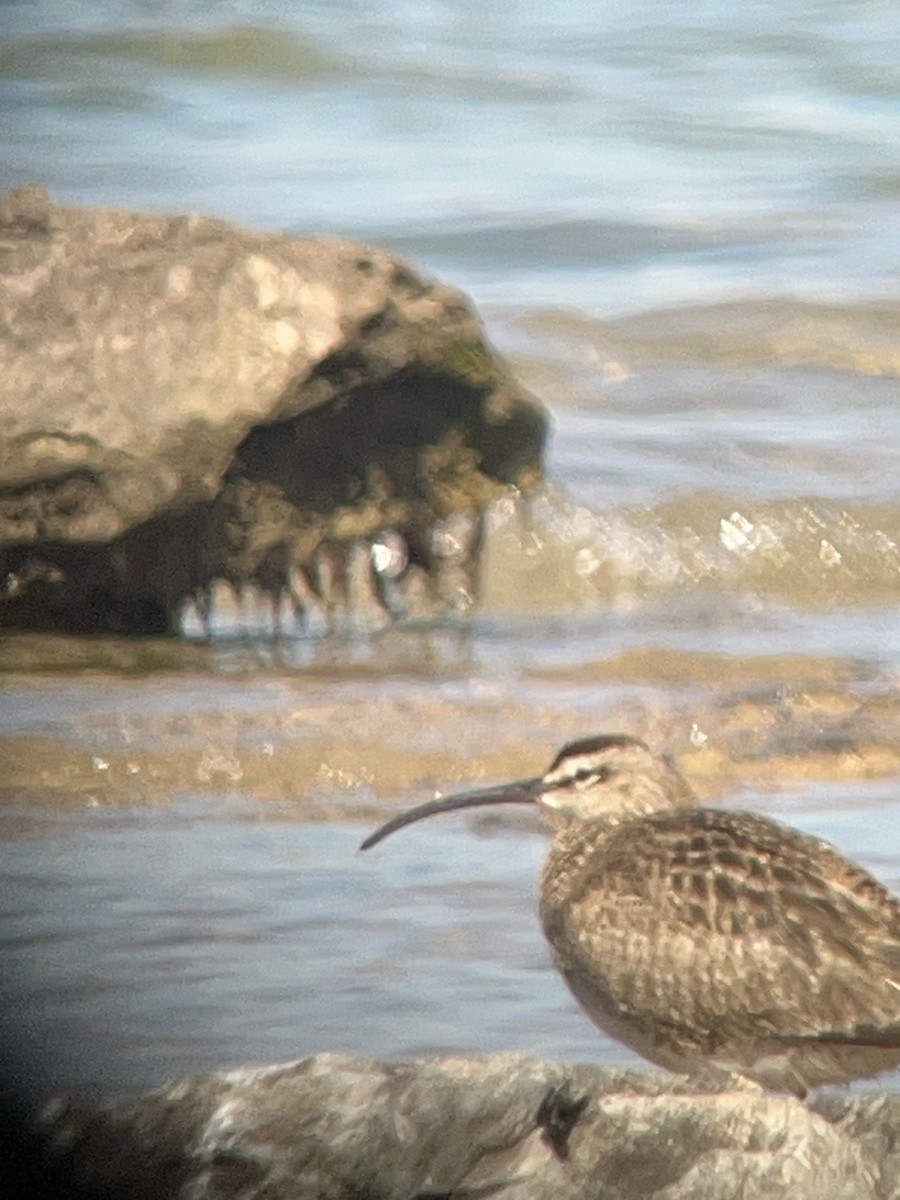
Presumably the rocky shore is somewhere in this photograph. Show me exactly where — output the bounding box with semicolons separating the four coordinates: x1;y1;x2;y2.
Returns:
0;186;546;634
29;1052;900;1199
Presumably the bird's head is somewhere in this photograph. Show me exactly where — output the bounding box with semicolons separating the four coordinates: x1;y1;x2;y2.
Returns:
360;734;695;850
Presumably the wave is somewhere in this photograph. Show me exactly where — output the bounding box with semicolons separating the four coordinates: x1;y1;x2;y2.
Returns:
479;485;900;611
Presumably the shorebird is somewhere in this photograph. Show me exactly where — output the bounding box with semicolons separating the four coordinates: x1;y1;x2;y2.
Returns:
361;733;900;1097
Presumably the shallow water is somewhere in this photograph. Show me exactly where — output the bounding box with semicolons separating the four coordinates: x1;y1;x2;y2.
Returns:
3;0;900;1102
2;667;900;1103
4;789;898;1105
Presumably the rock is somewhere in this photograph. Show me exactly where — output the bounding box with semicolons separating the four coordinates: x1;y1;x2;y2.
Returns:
0;187;546;634
37;1052;899;1199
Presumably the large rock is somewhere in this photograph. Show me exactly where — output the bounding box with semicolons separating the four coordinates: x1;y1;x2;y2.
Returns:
37;1053;900;1199
0;187;546;633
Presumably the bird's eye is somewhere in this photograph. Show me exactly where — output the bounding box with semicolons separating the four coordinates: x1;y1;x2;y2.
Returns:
573;764;613;788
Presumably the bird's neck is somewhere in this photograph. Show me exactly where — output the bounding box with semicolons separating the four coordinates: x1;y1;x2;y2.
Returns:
540;816;622;913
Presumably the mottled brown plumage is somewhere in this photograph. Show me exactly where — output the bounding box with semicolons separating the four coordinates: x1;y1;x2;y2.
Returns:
361;734;900;1096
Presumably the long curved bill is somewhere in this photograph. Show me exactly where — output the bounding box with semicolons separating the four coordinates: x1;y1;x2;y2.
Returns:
360;776;547;851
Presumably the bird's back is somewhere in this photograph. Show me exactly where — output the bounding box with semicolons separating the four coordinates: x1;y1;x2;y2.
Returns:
540;807;900;1094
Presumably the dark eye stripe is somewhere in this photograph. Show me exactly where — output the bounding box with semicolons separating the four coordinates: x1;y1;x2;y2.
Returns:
572;766;612;785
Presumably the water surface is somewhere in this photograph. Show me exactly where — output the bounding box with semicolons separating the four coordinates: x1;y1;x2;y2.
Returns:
2;0;900;1103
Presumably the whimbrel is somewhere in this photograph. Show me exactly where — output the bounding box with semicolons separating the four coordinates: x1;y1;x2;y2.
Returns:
361;734;900;1097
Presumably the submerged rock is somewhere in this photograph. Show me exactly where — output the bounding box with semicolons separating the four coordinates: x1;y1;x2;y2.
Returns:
37;1052;899;1199
0;186;546;634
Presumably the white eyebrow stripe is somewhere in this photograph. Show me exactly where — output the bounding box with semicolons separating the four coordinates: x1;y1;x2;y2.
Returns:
886;977;900;993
